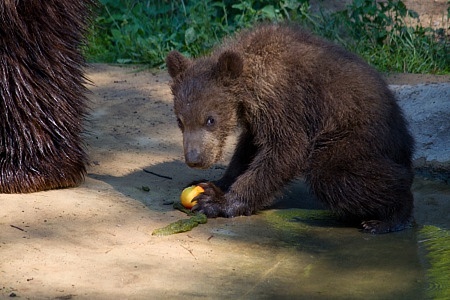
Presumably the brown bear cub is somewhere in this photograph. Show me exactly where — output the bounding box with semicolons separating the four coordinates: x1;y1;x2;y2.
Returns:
166;24;415;234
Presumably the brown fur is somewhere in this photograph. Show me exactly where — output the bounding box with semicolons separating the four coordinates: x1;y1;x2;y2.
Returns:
166;24;415;233
0;0;94;193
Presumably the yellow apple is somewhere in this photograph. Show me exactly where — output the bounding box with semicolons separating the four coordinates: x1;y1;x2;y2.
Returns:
180;185;204;209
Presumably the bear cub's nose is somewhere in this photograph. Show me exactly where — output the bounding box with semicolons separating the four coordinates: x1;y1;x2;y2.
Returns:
185;149;203;168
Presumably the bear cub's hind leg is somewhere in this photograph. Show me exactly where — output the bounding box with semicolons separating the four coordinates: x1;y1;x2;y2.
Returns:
308;158;414;234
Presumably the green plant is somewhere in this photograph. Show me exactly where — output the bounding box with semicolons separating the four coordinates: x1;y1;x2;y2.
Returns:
85;0;233;65
331;0;449;73
84;0;449;74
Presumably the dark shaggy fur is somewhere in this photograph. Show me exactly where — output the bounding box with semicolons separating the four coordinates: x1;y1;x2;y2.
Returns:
166;24;415;234
0;0;94;193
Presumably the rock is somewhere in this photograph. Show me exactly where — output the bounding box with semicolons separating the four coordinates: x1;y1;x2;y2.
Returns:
391;83;450;177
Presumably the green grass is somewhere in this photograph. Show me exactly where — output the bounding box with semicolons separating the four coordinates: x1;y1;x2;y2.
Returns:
84;0;450;74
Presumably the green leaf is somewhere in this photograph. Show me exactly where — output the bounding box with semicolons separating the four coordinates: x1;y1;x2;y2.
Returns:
408;9;419;19
117;58;132;64
110;29;122;40
261;5;276;20
185;27;197;45
232;3;246;11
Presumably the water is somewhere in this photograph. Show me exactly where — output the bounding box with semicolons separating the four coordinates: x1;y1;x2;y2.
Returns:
221;176;450;299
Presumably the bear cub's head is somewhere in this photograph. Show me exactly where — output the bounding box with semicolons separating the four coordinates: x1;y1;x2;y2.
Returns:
166;50;243;169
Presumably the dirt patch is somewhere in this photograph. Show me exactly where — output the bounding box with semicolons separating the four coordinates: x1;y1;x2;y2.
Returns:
386;73;450;85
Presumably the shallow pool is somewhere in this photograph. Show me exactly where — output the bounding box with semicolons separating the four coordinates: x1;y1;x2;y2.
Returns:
236;176;450;299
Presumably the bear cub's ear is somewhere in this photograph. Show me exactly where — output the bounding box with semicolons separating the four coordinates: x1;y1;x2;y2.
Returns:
166;51;191;78
217;50;243;79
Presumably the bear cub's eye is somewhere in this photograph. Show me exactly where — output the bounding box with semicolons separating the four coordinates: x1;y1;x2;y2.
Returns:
205;116;215;127
176;117;184;130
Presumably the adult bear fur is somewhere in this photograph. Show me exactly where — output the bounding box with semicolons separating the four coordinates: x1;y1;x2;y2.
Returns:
166;24;415;234
0;0;94;193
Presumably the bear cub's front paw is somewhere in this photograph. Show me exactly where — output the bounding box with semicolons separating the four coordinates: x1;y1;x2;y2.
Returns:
192;182;254;218
191;182;227;217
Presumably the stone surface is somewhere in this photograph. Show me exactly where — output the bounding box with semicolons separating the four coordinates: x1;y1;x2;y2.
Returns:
392;83;450;174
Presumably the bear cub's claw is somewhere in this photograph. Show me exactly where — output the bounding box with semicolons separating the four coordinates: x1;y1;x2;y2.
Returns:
192;182;227;218
361;219;414;234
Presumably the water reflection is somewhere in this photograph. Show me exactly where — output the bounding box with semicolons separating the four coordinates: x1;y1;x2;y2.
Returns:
255;176;450;299
419;226;450;300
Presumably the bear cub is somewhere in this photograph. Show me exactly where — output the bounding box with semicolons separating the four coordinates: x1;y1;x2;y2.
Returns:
166;24;415;234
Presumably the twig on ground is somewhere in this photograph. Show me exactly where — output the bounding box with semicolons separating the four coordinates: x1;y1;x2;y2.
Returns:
10;225;26;232
143;169;173;180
